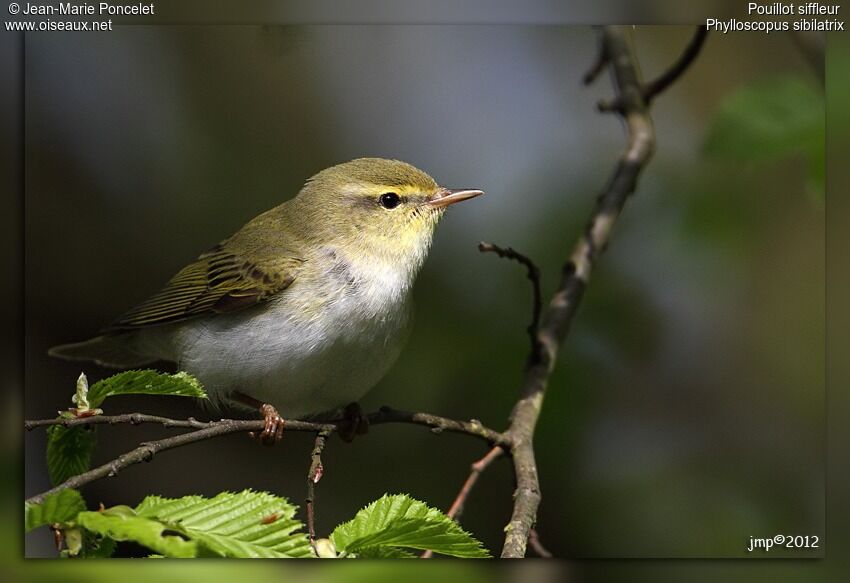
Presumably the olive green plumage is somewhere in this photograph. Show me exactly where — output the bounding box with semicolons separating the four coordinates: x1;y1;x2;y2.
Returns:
50;158;483;418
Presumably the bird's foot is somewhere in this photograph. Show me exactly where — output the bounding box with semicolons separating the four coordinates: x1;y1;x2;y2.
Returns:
255;403;285;445
234;391;285;445
337;402;369;443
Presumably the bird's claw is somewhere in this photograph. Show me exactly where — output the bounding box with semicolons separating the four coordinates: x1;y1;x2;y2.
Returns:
250;403;285;445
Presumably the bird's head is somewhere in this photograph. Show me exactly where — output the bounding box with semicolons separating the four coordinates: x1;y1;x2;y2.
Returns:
294;158;483;274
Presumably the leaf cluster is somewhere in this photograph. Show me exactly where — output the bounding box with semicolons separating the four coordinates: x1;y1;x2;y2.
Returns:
27;371;489;559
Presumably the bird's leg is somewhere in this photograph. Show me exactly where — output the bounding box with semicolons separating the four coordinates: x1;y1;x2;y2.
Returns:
337;402;369;443
233;391;285;445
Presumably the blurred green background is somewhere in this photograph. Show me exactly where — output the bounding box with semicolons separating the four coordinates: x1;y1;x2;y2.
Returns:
21;26;824;559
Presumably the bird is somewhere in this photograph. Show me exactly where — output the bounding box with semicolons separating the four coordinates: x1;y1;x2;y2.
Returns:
49;158;484;443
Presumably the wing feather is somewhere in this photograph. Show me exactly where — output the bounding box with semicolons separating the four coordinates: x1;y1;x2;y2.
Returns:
106;243;303;330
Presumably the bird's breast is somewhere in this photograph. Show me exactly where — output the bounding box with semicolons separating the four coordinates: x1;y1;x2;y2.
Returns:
161;251;414;417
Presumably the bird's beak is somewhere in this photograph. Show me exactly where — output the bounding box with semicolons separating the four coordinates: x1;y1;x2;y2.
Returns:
426;188;484;209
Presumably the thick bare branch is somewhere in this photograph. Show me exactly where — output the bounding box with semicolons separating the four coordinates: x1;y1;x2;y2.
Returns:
500;24;705;558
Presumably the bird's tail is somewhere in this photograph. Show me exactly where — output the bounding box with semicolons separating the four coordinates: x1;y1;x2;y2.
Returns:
48;333;156;369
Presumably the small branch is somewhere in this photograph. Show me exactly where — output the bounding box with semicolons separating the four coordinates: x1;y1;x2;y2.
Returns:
25;414;331;433
583;30;609;85
25;419;269;506
641;26;708;104
26;407;506;445
306;428;332;547
421;445;505;559
587;25;708;112
445;445;505;519
27;413;222;431
25;407;506;506
479;243;543;363
368;406;508;446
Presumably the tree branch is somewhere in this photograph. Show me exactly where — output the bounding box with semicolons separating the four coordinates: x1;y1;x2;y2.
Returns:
25;406;506;507
26;419;266;507
479;243;543;362
368;406;509;446
421;444;505;559
445;445;505;520
306;427;332;546
25;414;334;433
499;24;705;558
641;26;709;104
595;26;709;113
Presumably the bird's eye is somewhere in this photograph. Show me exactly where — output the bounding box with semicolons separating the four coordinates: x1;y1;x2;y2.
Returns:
378;192;401;209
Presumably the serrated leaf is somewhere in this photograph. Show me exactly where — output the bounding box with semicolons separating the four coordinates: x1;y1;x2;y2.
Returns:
25;489;86;532
76;510;198;558
331;494;489;558
46;424;97;485
130;490;311;558
87;370;207;408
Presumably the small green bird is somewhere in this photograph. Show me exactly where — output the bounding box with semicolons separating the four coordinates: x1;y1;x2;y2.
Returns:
50;158;483;442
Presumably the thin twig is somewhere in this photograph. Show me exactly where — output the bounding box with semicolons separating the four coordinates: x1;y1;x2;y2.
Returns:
479;243;543;363
446;445;505;519
25;414;331;433
28;413;232;431
641;26;709;103
25;419;276;506
25;407;506;506
583;30;609;85
421;445;505;559
25;407;506;445
499;24;706;558
306;428;332;547
590;26;708;113
368;406;509;446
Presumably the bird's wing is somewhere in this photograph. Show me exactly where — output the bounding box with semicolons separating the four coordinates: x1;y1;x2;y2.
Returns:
106;243;304;330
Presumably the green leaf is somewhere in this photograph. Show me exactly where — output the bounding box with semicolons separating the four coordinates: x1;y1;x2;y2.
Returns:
73;490;312;558
46;425;97;486
331;494;489;558
87;370;207;408
80;532;117;558
705;76;823;160
704;75;824;197
76;510;198;558
25;489;86;532
135;490;312;558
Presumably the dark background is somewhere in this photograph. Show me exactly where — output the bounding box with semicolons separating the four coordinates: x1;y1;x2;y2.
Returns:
20;25;824;559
